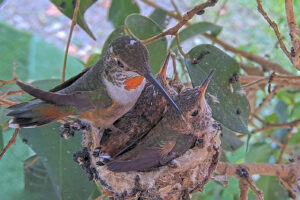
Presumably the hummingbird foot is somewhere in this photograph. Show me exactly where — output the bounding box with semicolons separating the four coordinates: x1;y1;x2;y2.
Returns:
95;153;111;166
59;123;75;139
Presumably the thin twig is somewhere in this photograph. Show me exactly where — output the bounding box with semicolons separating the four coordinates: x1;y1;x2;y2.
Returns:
252;119;300;133
142;0;218;45
139;0;179;19
0;128;20;160
175;33;189;58
24;156;40;169
277;127;294;164
62;0;81;82
239;179;249;200
256;0;292;63
170;0;182;19
203;33;291;75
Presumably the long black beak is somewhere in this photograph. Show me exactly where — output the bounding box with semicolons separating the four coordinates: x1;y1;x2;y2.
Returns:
145;73;181;114
198;70;215;103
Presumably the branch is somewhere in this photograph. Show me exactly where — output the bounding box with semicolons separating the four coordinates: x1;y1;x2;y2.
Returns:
204;34;292;75
277;127;294;164
256;0;292;63
252;118;300;133
240;75;300;89
142;0;218;45
0;129;20;160
62;0;80;82
285;0;300;70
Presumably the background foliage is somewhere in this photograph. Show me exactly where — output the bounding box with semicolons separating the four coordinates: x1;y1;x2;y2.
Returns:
0;0;300;199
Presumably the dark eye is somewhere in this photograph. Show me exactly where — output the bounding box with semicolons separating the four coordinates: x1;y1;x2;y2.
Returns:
191;110;198;117
117;60;124;68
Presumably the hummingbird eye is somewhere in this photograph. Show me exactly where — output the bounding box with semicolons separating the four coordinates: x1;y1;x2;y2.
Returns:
117;60;124;68
191;110;198;117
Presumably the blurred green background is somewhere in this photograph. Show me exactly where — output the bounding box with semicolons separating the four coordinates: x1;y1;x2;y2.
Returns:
0;0;300;199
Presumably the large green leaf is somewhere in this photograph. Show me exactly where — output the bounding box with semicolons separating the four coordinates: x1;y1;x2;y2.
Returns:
220;126;243;151
19;155;57;200
149;8;168;29
0;129;34;199
170;22;222;49
0;128;3;151
125;14;168;74
20;123;96;200
50;0;96;40
255;176;288;200
108;0;140;27
0;22;83;82
101;26;125;57
184;44;250;134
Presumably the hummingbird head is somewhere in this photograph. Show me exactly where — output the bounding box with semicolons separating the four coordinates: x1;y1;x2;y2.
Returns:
167;70;215;131
106;36;182;115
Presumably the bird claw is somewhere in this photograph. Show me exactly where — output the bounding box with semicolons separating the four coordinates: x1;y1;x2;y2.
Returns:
59;120;90;139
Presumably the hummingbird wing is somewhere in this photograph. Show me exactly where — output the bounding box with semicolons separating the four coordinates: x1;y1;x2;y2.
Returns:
49;67;91;92
107;123;197;172
16;80;112;111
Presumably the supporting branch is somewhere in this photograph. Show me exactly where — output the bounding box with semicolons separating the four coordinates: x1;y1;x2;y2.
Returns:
252;119;300;133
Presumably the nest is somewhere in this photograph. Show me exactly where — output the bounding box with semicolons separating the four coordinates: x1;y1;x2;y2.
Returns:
73;79;222;199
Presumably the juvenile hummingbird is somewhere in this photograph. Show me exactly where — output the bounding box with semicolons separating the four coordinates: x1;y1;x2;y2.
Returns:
7;36;180;134
100;52;172;156
106;70;215;172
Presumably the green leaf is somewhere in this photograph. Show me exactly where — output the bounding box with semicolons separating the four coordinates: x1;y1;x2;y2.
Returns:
184;44;250;134
85;53;101;67
101;26;125;57
0;128;3;151
20;155;57;200
50;0;96;40
170;22;222;49
245;143;273;162
0;129;34;199
108;0;140;27
0;22;84;82
19;123;96;200
255;176;288;200
149;8;168;29
220;126;243;151
125;14;168;74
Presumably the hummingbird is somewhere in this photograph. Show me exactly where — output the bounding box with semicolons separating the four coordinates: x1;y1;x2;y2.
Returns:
106;70;215;172
100;52;172;156
7;36;181;136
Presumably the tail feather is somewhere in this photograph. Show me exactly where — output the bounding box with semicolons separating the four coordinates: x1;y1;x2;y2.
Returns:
7;100;70;128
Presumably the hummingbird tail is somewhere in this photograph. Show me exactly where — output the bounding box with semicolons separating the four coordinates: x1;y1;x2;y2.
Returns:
7;100;70;128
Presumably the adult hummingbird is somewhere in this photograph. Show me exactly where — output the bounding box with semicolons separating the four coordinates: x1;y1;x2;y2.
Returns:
7;36;180;134
100;52;172;156
106;70;215;172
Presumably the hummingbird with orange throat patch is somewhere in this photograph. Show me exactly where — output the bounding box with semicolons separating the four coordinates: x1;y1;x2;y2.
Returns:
7;36;181;136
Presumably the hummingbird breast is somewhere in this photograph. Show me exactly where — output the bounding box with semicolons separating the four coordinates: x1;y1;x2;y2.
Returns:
102;71;146;107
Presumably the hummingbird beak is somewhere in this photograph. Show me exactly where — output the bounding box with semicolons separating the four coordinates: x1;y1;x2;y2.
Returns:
158;52;171;79
144;72;182;114
198;70;215;103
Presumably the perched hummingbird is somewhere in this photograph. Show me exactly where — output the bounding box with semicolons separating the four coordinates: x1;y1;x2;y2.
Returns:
106;70;215;172
100;52;172;156
7;36;180;135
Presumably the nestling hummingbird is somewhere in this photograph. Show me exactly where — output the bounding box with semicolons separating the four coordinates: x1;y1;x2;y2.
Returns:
100;52;172;156
7;36;180;134
106;70;215;172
